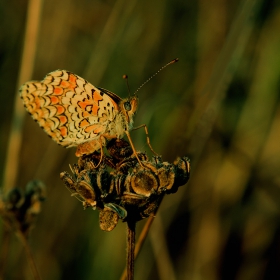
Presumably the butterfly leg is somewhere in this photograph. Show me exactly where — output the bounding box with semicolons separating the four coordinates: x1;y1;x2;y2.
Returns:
131;124;158;156
76;138;105;168
125;131;144;167
89;137;105;169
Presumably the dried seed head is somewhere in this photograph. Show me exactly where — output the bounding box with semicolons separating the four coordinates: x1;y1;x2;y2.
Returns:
76;180;97;208
96;168;112;196
60;171;77;193
105;203;127;219
5;188;25;210
107;138;133;160
60;139;190;230
130;170;158;197
172;156;191;193
157;164;176;192
99;208;119;232
0;181;46;236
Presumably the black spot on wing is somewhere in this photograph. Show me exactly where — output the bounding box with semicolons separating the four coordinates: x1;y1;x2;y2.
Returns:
76;133;83;139
46;118;56;131
43;106;51;116
74;121;80;131
58;71;64;77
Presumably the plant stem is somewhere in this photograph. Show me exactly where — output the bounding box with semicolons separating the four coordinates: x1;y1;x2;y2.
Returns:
126;220;136;280
120;204;161;280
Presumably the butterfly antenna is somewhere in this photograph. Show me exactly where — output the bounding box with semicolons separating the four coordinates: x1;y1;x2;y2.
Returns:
123;74;132;98
133;58;179;96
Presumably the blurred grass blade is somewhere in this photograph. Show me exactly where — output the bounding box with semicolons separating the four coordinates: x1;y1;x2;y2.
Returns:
3;0;42;191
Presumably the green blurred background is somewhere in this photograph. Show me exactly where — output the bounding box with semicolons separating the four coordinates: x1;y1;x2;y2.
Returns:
1;0;280;279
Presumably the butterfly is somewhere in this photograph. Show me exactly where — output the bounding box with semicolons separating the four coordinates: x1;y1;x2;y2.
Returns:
20;70;141;159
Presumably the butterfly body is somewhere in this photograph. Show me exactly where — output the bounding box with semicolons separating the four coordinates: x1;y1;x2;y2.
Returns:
20;70;138;156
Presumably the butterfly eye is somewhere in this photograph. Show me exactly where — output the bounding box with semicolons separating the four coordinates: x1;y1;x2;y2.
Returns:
124;101;131;111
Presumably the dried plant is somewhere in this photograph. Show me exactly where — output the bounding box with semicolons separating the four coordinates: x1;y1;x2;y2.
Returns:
0;180;45;236
60;138;190;279
0;181;46;280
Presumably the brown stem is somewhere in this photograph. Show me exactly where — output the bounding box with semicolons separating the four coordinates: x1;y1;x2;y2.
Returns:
126;220;136;280
120;196;163;280
120;216;156;280
134;216;154;259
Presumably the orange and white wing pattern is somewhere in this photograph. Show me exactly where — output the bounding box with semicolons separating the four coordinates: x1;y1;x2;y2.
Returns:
20;70;120;148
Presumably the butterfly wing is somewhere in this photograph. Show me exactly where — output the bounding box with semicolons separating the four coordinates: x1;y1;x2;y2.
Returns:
20;70;120;148
97;87;122;103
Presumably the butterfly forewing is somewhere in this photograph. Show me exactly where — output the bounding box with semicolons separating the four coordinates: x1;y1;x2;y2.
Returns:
20;70;120;148
98;87;122;103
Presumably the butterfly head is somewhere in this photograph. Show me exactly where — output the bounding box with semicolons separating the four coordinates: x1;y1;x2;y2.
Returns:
120;96;138;129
